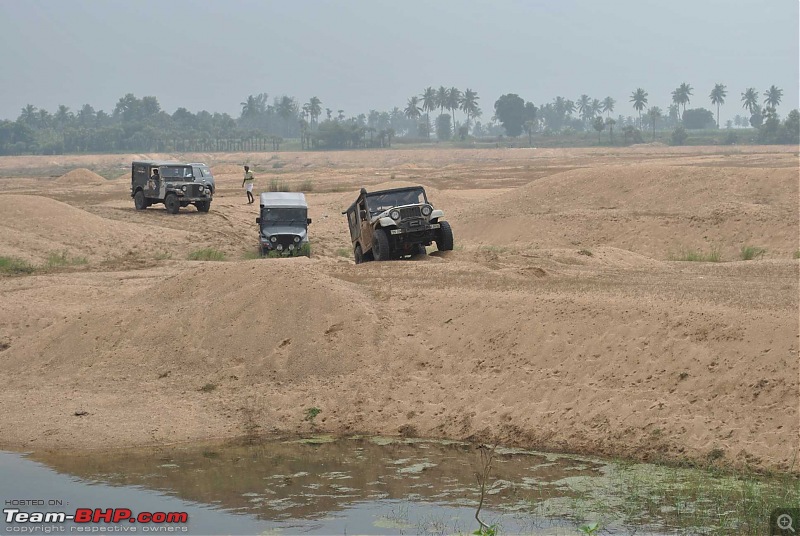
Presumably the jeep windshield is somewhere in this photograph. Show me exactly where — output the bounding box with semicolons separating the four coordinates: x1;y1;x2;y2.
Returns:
366;188;426;215
260;207;307;224
159;166;194;181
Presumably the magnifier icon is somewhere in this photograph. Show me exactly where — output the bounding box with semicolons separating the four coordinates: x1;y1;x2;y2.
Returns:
778;513;796;533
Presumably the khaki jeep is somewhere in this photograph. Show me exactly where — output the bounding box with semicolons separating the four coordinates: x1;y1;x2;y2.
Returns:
342;186;453;263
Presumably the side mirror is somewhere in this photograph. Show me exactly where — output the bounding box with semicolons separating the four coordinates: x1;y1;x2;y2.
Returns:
360;210;367;220
307;218;312;225
255;217;261;224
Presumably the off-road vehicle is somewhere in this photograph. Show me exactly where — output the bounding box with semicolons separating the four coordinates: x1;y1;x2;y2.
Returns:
189;162;215;196
343;186;453;263
131;161;213;213
256;192;312;257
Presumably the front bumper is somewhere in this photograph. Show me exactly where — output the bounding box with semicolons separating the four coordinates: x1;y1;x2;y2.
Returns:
389;223;440;236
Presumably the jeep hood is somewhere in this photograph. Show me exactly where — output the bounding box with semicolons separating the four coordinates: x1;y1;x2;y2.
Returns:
372;203;428;221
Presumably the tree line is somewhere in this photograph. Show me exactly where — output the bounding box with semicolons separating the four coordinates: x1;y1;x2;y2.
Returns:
488;84;797;146
0;82;796;155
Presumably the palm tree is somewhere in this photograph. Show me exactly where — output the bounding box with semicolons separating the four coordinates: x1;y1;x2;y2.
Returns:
77;104;96;127
447;87;462;133
605;117;616;144
674;82;693;114
405;96;422;122
421;87;437;140
630;88;648;128
54;105;73;128
240;93;267;122
741;88;759;114
763;85;783;108
601;97;615;118
19;104;37;126
577;94;591;125
647;106;662;140
709;84;727;128
308;96;322;128
460;88;480;134
591;99;602;119
436;86;449;117
276;96;297;136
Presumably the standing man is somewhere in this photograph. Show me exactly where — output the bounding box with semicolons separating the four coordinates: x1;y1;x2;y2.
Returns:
242;165;255;204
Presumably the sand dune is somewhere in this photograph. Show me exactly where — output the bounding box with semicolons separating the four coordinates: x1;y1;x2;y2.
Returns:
0;194;192;262
54;168;107;185
459;164;798;259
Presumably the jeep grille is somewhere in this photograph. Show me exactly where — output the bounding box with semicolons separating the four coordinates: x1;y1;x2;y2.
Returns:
186;184;204;197
399;206;422;219
272;234;298;248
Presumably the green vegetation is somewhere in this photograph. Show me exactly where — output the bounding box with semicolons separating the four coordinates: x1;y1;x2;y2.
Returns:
794;250;800;259
198;383;217;393
578;522;601;535
304;407;321;424
298;179;314;192
670;247;722;262
0;256;35;274
268;178;289;192
336;248;351;258
46;250;88;268
566;460;800;535
187;248;226;261
1;251;90;275
241;250;262;260
740;245;766;260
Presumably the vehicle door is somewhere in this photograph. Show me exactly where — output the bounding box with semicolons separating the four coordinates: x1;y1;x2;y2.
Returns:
357;198;374;252
145;166;160;198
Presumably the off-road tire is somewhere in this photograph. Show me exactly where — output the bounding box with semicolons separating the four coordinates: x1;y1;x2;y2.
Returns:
134;190;147;210
437;221;454;251
165;193;180;214
196;200;211;212
354;245;364;264
372;229;391;261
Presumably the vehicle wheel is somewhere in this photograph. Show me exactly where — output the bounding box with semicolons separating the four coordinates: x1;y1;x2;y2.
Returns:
354;245;364;264
416;244;428;256
134;190;147;210
196;200;211;212
372;229;391;261
165;193;180;214
436;221;454;251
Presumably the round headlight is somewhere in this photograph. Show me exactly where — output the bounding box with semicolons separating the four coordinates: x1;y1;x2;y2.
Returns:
270;236;277;243
421;205;432;216
288;244;295;251
181;185;187;192
293;236;300;243
276;244;283;251
390;210;400;220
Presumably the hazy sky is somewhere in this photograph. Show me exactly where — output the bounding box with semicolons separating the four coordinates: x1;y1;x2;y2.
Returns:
1;0;797;123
